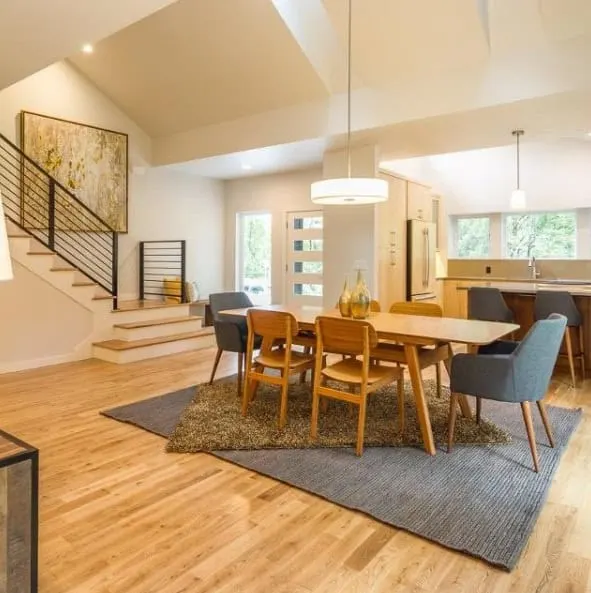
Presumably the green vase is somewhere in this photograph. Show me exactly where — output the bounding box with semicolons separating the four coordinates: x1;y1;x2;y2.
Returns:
350;269;371;320
338;276;352;317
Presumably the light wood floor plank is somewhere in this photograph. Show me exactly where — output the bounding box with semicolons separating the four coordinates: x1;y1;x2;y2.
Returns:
0;347;588;592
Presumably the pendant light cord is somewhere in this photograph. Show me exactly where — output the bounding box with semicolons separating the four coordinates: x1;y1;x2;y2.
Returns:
346;0;352;178
516;131;520;190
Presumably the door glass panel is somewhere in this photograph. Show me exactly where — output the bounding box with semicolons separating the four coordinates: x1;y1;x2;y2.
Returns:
293;216;323;230
293;239;323;252
293;283;323;296
237;212;272;305
293;261;323;274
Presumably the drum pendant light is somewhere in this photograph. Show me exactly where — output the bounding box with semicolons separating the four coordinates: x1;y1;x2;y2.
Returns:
311;0;388;205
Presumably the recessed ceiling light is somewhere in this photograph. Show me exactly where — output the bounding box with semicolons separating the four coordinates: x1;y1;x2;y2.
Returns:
82;44;94;54
241;164;252;170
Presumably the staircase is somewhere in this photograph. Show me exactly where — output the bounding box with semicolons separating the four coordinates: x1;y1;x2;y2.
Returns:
0;132;215;368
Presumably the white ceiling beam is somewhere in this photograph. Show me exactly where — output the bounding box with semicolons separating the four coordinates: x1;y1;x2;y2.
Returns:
270;0;349;93
475;0;491;48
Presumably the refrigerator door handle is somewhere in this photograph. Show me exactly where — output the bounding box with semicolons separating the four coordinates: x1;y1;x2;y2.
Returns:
423;228;428;286
426;228;430;286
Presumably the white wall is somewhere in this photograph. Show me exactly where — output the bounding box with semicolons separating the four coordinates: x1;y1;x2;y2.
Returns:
224;168;322;304
0;262;93;373
122;167;224;298
0;61;225;300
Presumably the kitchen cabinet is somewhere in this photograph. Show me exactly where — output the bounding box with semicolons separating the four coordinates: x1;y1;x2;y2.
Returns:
407;181;432;221
376;174;407;311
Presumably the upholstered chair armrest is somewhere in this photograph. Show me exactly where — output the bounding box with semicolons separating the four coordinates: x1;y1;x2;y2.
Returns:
213;319;247;353
450;353;515;402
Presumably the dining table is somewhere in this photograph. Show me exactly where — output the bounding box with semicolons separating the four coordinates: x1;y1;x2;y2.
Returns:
220;304;519;455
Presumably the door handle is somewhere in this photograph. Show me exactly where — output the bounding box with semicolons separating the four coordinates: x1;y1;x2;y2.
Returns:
426;229;430;286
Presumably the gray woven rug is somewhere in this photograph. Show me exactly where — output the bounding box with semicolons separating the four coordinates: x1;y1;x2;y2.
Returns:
101;379;582;571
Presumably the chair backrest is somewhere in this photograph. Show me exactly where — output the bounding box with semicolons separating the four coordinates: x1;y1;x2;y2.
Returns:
247;309;299;342
315;316;377;357
389;301;443;317
511;313;567;402
467;287;514;323
370;300;381;313
209;292;253;321
534;290;582;326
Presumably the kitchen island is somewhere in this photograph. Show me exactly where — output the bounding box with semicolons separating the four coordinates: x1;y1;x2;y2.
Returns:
454;280;591;370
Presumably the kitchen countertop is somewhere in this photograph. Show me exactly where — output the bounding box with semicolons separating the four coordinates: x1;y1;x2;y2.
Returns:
440;276;591;283
456;280;591;296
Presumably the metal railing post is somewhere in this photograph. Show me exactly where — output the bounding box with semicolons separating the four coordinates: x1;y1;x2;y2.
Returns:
112;232;118;310
180;240;187;303
139;241;145;301
48;179;55;250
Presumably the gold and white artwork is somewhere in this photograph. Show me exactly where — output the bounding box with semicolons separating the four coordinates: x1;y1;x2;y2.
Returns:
21;111;128;232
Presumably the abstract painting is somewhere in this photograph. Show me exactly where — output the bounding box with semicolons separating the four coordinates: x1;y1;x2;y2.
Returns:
20;111;128;232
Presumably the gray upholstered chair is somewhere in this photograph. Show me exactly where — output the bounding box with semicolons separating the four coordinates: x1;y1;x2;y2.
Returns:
468;287;514;323
534;290;584;387
448;313;567;472
209;292;260;397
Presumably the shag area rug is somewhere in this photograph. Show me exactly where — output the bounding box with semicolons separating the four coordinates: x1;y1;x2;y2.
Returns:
104;377;511;452
101;377;582;570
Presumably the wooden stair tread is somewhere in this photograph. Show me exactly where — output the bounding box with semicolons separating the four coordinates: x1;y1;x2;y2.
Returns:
27;250;55;256
113;300;190;312
93;295;114;301
50;266;75;272
114;315;203;330
8;232;30;238
93;328;214;351
72;281;96;287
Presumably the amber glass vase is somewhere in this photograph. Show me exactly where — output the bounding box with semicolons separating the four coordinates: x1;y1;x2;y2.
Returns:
338;276;352;317
350;269;371;319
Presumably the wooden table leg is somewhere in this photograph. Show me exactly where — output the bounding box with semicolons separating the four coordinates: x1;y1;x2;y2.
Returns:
404;344;436;455
442;343;473;419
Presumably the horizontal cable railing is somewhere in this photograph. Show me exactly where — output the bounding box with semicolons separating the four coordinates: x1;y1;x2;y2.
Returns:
0;133;118;308
139;240;186;303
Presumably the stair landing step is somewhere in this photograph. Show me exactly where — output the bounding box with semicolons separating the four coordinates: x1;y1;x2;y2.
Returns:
93;328;214;351
113;299;189;312
114;315;203;330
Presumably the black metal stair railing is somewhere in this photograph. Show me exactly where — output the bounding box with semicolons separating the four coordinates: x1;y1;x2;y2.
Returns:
0;132;118;308
139;240;186;303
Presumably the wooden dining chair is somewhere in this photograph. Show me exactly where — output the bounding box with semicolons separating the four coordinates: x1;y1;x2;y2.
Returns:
243;309;315;428
388;301;449;396
311;316;403;456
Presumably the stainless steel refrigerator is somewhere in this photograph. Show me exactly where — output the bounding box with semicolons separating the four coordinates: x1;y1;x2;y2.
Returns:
406;219;437;301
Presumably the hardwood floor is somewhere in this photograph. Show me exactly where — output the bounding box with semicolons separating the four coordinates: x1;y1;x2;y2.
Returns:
0;349;589;592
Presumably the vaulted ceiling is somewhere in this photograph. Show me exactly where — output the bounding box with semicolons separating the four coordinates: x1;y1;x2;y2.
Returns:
8;0;591;185
0;0;176;90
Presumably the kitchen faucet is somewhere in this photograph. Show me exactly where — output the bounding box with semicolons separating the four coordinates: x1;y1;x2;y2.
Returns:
528;255;540;279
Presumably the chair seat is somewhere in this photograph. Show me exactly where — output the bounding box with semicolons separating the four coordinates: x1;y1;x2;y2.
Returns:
322;359;401;385
371;342;449;368
254;348;314;370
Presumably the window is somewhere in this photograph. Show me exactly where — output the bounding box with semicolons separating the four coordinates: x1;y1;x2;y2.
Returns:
455;217;490;258
504;212;576;259
293;239;323;252
237;212;272;305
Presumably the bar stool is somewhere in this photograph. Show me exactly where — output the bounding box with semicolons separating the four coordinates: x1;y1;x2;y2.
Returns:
534;290;585;387
467;287;515;323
